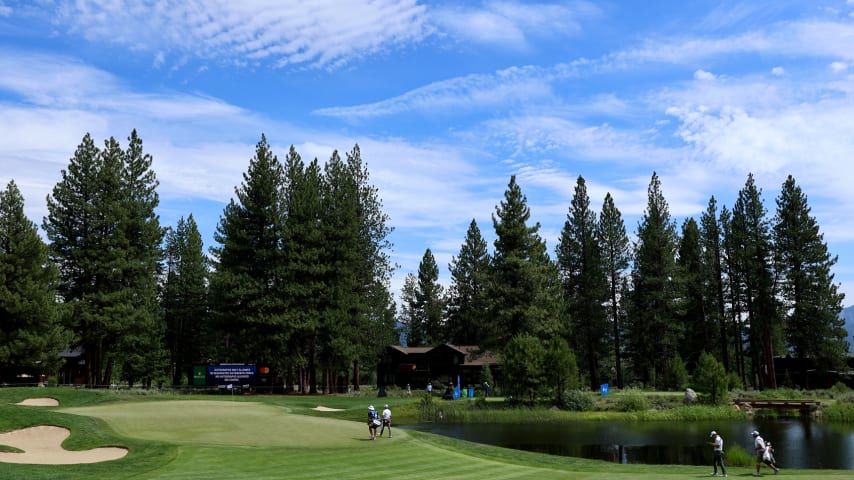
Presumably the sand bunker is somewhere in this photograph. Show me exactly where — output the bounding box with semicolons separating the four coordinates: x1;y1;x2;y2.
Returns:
0;426;128;464
312;405;344;412
16;397;59;407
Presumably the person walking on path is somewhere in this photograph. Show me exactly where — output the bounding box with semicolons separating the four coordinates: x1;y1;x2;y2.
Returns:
708;430;727;477
752;430;779;476
367;405;380;440
764;441;781;472
380;404;392;438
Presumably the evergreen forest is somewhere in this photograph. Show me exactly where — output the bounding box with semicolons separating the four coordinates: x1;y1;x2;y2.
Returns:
0;131;848;396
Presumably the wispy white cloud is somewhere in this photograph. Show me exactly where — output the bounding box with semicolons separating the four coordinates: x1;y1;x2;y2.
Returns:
315;65;557;118
694;69;717;80
481;115;682;167
661;75;854;247
0;50;245;120
318;18;854;120
0;50;270;223
5;3;854;304
697;2;778;31
431;0;600;48
0;1;11;17
49;0;429;69
607;20;854;66
831;61;849;72
0;48;500;298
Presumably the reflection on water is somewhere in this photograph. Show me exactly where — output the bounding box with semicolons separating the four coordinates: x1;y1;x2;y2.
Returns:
407;417;854;469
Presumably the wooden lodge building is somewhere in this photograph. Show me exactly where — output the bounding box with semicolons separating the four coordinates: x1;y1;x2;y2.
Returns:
377;344;501;392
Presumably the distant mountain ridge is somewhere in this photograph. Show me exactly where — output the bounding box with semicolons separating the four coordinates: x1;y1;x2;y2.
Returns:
843;305;854;352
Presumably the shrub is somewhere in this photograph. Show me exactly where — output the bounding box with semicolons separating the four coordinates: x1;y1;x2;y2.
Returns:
618;388;651;412
667;354;688;391
830;381;851;395
547;338;579;403
560;389;594;412
725;371;743;390
691;352;728;405
418;391;439;422
503;334;547;403
824;401;854;422
725;443;754;467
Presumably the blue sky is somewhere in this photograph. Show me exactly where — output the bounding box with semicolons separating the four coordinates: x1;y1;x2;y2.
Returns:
2;1;854;307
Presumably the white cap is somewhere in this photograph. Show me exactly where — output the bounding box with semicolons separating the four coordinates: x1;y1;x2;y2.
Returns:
710;431;717;437
751;430;759;437
384;404;389;408
369;405;375;410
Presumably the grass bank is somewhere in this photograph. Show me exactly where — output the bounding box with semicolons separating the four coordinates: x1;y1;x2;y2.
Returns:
0;387;850;479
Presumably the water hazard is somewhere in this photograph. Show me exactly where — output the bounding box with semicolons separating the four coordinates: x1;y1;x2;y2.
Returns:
408;417;854;469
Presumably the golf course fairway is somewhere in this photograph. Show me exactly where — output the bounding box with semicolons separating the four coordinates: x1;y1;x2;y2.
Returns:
0;392;851;479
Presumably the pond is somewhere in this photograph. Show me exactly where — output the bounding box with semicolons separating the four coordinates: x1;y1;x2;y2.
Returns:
407;417;854;469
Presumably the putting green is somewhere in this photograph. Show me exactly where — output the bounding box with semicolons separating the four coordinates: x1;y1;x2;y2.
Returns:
61;400;380;448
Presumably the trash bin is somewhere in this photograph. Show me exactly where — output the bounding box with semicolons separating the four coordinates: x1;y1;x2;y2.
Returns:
460;387;467;398
468;387;474;398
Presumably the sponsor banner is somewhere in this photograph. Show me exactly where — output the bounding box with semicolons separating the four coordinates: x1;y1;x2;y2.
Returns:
207;365;256;385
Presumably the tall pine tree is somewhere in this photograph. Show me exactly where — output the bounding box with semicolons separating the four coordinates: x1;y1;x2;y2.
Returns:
345;145;396;390
115;130;166;387
446;219;491;345
774;175;847;378
556;176;608;390
398;249;445;346
731;173;780;389
210;134;288;366
398;273;423;346
44;132;164;386
676;218;709;372
699;196;730;372
163;214;210;385
598;192;630;388
720;205;748;383
627;172;681;389
282;150;326;393
0;180;67;371
487;175;563;349
417;248;446;345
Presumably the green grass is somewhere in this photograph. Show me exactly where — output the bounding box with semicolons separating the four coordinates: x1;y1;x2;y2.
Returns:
0;387;850;479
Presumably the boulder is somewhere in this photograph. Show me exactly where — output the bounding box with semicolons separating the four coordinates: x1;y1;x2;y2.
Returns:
684;388;698;404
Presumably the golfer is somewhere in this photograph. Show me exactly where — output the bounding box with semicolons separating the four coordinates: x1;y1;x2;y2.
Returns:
708;430;726;477
764;441;780;471
380;404;392;438
752;430;779;476
367;405;380;440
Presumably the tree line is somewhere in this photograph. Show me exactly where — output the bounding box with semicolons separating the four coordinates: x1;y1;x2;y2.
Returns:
1;132;397;391
0;130;847;394
399;173;848;395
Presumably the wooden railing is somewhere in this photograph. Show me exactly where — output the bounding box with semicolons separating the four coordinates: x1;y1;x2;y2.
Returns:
733;399;821;411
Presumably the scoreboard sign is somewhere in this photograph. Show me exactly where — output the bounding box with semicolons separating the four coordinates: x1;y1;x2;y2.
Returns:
207;365;257;386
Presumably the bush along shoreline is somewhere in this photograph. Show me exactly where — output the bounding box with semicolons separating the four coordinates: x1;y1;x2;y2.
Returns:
415;385;854;424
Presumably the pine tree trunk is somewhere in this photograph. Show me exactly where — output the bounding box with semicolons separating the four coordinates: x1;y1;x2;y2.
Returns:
763;330;777;388
353;358;361;391
309;341;318;394
611;282;622;388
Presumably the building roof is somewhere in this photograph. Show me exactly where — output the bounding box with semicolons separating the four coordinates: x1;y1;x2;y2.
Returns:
388;344;499;366
388;345;432;354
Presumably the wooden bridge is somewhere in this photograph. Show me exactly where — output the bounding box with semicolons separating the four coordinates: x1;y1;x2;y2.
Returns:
733;399;822;412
